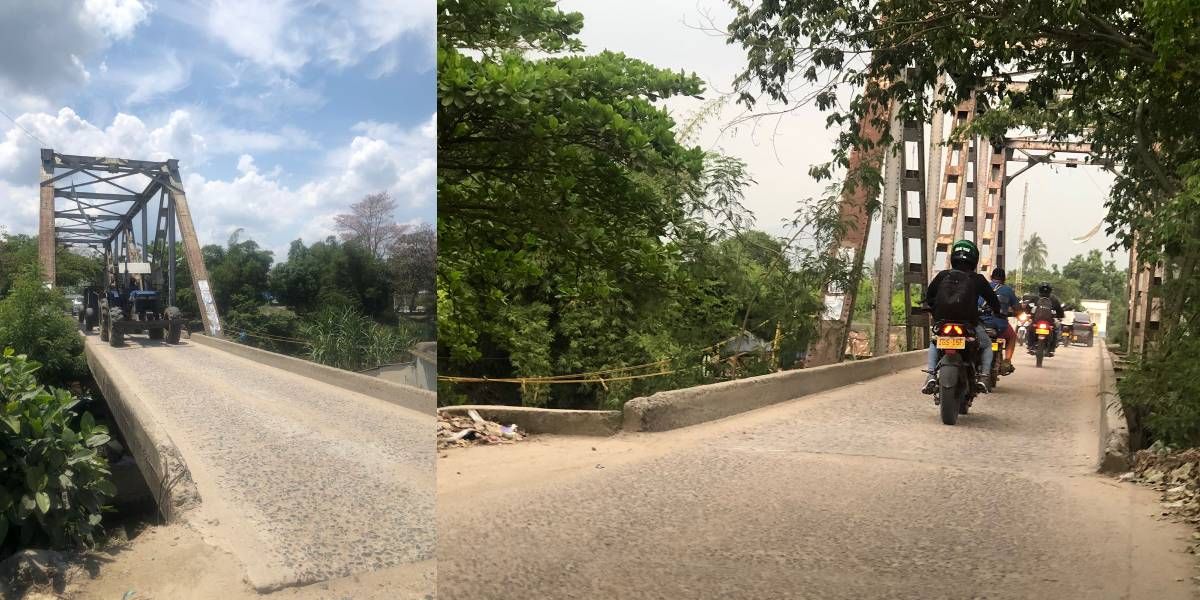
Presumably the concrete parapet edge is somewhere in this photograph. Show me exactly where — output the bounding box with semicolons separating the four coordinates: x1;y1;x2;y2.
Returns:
439;405;622;437
191;334;435;415
84;339;200;521
623;350;926;432
1098;340;1132;473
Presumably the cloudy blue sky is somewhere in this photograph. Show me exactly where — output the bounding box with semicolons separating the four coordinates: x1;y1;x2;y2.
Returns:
0;0;434;261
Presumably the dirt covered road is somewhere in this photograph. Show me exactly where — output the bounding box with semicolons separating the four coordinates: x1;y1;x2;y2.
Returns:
438;344;1197;599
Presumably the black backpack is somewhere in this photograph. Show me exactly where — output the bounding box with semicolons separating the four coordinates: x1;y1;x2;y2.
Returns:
1033;297;1055;322
934;270;977;322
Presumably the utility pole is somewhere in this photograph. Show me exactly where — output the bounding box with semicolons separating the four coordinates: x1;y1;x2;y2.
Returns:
1015;181;1029;292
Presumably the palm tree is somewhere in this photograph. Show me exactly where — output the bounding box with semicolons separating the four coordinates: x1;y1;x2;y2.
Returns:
1022;233;1048;273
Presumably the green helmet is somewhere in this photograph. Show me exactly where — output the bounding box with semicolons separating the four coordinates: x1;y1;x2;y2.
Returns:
950;239;980;271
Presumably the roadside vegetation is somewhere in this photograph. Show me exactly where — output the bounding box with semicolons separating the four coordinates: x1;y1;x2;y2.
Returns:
164;192;436;371
0;349;114;554
437;0;864;410
0;265;115;557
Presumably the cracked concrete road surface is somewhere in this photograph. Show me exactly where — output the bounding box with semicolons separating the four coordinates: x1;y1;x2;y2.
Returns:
439;344;1197;599
83;333;434;595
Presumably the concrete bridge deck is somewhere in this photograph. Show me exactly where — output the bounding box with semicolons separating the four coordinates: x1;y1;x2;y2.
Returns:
83;332;434;593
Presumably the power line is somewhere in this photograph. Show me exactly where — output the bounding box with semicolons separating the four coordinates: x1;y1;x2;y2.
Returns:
0;105;49;147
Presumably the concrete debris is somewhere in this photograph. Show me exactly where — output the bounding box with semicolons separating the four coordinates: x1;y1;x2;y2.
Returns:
438;412;526;449
1122;448;1200;533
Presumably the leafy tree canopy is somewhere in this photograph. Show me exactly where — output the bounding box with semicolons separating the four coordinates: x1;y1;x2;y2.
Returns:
0;267;86;387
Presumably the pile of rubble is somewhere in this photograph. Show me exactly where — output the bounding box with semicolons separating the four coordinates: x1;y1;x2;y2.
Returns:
437;409;525;449
1122;444;1200;552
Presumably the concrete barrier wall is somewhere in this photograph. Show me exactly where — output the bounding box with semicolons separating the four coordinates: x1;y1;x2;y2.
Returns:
84;341;200;521
191;334;436;415
440;405;622;437
1097;341;1131;473
623;350;926;432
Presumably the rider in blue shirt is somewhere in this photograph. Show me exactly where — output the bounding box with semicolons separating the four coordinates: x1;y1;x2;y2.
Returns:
979;268;1020;375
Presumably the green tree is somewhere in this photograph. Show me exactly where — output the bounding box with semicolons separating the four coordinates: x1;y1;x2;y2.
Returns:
1061;249;1128;342
0;235;102;298
269;237;394;319
0;267;86;387
1021;233;1048;274
438;0;734;404
204;230;275;313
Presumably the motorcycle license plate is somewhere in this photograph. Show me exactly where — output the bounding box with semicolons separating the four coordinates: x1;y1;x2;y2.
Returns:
936;337;966;350
1035;327;1050;335
991;342;999;351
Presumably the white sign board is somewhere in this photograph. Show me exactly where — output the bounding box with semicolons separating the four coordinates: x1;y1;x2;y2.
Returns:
117;262;152;274
195;279;222;335
822;294;845;321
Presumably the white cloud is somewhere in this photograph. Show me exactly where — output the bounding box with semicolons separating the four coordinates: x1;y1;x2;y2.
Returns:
0;108;198;183
203;0;434;75
0;181;39;237
0;0;152;109
209;124;316;155
71;55;92;83
206;0;307;72
221;69;326;116
83;0;153;40
122;51;191;105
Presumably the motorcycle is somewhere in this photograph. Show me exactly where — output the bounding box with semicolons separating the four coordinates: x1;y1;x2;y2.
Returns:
1029;318;1055;368
1059;325;1072;347
1015;312;1030;345
985;325;1007;390
931;320;982;425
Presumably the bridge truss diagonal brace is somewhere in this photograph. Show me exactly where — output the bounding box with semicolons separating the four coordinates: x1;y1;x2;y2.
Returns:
37;149;223;337
933;96;980;274
898;116;930;352
977;140;1008;274
165;160;223;337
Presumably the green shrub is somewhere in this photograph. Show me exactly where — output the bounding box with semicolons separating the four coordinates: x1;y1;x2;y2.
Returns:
0;349;114;552
0;267;86;387
1117;332;1200;449
225;306;305;356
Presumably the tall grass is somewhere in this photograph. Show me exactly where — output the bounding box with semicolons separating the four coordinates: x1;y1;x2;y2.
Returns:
301;307;417;371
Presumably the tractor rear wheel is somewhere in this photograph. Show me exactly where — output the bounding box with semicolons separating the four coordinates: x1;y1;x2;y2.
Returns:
166;307;183;344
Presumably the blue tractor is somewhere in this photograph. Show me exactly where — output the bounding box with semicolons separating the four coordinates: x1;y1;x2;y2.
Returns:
94;269;183;347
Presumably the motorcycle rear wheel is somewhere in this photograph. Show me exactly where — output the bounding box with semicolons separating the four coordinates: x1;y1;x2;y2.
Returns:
938;365;960;425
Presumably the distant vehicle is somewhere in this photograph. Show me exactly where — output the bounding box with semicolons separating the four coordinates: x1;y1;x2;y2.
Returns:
1071;312;1094;347
68;295;83;316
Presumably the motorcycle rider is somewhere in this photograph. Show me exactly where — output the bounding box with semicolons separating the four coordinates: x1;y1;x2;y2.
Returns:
984;267;1020;375
921;240;1002;395
1026;282;1065;355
